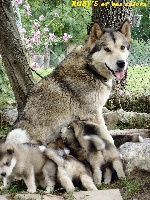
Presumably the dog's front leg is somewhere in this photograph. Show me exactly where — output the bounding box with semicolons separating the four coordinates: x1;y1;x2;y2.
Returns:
23;167;36;193
97;112;114;144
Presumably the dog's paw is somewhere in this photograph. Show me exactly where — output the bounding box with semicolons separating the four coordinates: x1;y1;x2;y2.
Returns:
65;185;75;193
27;188;36;193
45;186;55;193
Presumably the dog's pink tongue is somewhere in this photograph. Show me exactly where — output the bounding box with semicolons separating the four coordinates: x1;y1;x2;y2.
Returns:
114;70;125;79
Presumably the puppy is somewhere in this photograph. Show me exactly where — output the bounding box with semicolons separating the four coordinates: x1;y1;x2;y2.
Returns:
40;139;97;192
0;142;56;193
61;120;125;185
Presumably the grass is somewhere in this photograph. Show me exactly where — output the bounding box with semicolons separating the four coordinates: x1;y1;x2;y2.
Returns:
126;65;150;96
0;178;143;200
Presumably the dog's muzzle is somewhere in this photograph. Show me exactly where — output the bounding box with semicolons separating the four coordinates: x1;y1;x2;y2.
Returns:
105;62;126;80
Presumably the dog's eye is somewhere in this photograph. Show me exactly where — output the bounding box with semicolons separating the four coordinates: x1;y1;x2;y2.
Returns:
4;162;9;166
104;47;111;52
121;45;125;50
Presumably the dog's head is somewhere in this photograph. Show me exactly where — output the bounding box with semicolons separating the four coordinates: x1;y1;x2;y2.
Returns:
0;144;16;178
87;19;131;80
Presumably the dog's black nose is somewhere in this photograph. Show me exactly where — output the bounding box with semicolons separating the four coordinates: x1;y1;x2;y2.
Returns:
117;60;125;69
1;172;6;177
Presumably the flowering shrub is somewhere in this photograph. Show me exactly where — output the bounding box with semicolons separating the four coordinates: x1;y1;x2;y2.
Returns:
16;0;72;56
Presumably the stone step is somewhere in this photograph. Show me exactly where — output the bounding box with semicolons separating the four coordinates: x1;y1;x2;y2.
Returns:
0;189;123;200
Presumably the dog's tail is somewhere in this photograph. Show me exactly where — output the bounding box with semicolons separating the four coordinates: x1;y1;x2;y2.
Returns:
83;135;105;150
39;146;64;166
5;128;30;144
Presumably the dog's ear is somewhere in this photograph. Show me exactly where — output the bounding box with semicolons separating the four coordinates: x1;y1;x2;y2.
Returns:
119;19;131;41
88;22;104;45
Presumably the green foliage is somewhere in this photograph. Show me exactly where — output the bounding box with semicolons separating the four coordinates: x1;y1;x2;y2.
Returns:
132;0;150;41
27;0;91;44
129;40;150;66
0;59;15;109
127;65;150;96
0;180;27;195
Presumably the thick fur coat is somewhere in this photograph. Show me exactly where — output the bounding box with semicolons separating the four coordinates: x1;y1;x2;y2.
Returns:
11;20;131;144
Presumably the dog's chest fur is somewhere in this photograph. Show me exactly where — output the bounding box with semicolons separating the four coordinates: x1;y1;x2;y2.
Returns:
14;48;112;144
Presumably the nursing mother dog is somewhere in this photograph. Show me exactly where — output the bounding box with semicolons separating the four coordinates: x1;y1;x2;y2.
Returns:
11;19;131;145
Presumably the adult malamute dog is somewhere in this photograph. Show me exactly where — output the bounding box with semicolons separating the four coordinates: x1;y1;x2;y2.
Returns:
11;20;131;144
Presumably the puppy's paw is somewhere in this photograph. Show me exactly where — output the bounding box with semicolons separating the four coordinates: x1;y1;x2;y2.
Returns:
66;185;75;193
27;188;36;193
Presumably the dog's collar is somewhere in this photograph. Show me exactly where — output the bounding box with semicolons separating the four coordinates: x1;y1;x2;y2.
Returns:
86;64;108;83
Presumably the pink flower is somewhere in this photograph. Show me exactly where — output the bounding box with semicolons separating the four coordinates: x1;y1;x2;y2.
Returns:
26;43;33;50
30;38;35;43
45;45;48;49
44;27;49;32
26;39;30;44
55;13;59;17
19;29;26;34
63;33;72;41
21;36;26;43
33;22;40;28
31;62;39;68
24;5;30;11
49;33;55;42
33;30;40;41
16;0;22;5
27;11;32;16
31;52;35;57
39;15;45;21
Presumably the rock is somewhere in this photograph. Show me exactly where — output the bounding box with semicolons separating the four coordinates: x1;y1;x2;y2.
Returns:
103;108;150;130
119;138;150;175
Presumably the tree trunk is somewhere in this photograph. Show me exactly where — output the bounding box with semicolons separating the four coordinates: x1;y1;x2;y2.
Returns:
90;0;132;109
0;0;34;111
91;0;132;29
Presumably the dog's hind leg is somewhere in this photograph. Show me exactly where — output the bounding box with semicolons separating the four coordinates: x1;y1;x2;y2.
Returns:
57;167;75;193
80;174;97;191
23;166;36;193
92;167;103;185
88;152;104;185
112;159;125;179
42;162;56;193
103;168;112;184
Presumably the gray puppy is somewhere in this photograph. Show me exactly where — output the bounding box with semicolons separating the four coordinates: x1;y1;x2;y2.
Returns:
0;143;56;193
61;120;125;185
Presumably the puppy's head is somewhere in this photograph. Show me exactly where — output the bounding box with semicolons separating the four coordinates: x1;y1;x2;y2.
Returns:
0;144;16;178
87;19;131;80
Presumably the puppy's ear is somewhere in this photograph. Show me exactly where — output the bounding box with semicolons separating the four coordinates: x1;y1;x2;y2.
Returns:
88;22;104;45
118;19;131;41
6;146;14;155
